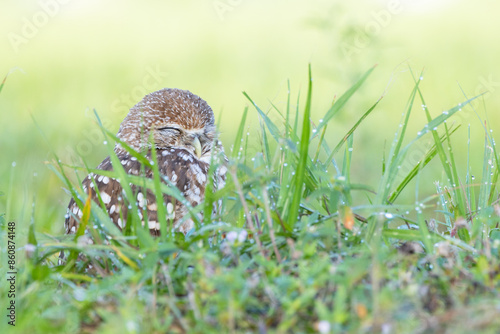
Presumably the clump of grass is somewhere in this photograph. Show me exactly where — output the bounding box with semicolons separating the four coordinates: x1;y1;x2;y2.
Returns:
2;66;500;333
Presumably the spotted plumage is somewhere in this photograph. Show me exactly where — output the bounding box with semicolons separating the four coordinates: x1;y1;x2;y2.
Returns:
65;88;227;235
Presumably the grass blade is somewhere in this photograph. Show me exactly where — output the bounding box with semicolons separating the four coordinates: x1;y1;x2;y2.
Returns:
286;65;313;229
317;65;376;132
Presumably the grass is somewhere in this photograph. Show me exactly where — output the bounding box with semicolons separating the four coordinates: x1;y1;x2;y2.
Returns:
1;66;500;334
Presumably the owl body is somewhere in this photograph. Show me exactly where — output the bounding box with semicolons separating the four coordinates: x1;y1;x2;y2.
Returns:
65;88;227;236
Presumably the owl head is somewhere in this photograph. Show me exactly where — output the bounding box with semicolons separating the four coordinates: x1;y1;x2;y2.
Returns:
116;88;217;159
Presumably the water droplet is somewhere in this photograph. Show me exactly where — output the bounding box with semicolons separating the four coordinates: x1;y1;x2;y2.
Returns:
12;161;16;167
419;76;424;80
443;111;449;115
103;141;108;145
385;213;394;219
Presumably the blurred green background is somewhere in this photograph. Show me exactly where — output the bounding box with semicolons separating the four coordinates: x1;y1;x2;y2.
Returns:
2;0;500;234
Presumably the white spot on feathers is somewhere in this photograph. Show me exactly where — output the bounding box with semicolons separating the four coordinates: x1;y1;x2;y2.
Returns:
167;202;174;214
101;192;111;204
195;171;206;184
218;165;227;176
110;204;116;214
137;192;145;207
103;176;110;184
148;220;157;229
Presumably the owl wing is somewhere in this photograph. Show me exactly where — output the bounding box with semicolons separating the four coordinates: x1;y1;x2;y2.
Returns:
65;149;211;235
65;156;128;234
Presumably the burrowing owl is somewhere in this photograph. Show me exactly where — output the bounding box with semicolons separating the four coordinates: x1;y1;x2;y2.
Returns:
65;88;227;236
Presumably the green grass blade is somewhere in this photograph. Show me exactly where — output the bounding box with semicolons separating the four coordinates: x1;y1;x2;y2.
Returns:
243;92;282;144
231;107;248;159
286;65;313;230
0;74;7;95
388;126;460;203
317;65;376;132
332;98;380;155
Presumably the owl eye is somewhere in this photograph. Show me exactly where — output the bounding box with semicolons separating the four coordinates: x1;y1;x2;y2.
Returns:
158;126;181;134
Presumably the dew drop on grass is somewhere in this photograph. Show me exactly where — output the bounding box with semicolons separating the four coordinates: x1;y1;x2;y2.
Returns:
419;76;423;81
348;148;353;152
443;111;449;115
385;213;394;219
312;129;317;134
284;163;288;167
319;119;323;123
417;132;422;136
103;140;108;145
12;161;16;167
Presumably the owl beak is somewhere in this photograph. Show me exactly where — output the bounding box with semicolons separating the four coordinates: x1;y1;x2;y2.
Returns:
192;136;202;158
